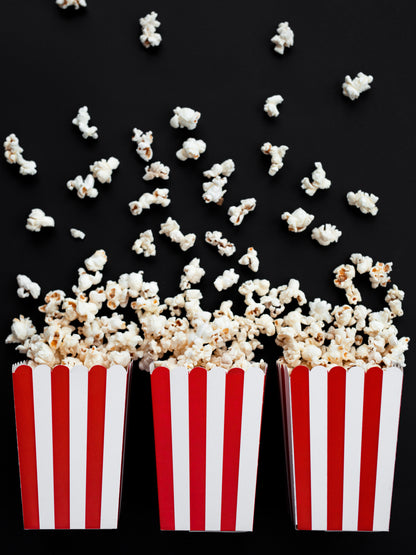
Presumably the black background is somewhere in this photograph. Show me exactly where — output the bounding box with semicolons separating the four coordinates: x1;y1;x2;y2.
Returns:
1;1;415;553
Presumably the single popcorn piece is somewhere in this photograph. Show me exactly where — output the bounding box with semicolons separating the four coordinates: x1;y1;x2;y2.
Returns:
84;249;108;272
26;208;55;232
129;188;170;216
385;285;405;317
205;230;236;257
369;261;393;289
16;274;41;299
228;198;256;226
347;190;379;215
70;228;86;240
202;159;235;205
132;128;153;162
139;11;162;48
179;258;206;290
170;106;201;130
72;106;98;140
238;247;260;272
214;268;240;291
309;298;333;324
203;159;235;179
132;230;156;257
56;0;87;8
333;264;362;305
311;223;342;246
350;252;373;274
281;207;314;233
261;142;289;176
143;161;170;181
4;133;37;176
342;72;374;101
264;95;284;117
271;21;294;55
301;162;331;196
67;174;98;199
176;138;207;161
90;157;120;184
159;217;196;251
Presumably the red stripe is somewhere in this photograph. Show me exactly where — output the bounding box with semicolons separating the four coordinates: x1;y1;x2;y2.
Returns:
221;368;244;531
12;365;40;529
51;365;70;529
290;365;311;530
358;366;383;531
327;366;346;530
151;367;175;530
85;365;107;529
188;367;207;531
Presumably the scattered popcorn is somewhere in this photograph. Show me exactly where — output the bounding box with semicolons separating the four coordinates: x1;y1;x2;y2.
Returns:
129;188;170;215
347;190;379;215
159;217;196;251
342;72;374;101
67;174;98;199
271;21;294;54
16;275;41;300
90;157;120;184
311;223;342;246
4;133;37;176
238;247;260;272
179;258;206;290
176;138;206;161
132;230;156;257
228;198;256;226
202;159;235;205
170;106;201;130
264;95;284;117
26;208;55;232
139;11;162;48
214;268;240;291
385;285;404;317
281;207;314;233
301;162;331;196
56;0;87;9
70;228;86;240
143;161;170;181
350;252;373;274
72;106;98;140
261;142;289;176
132;128;153;162
369;261;393;289
84;249;108;272
205;230;236;257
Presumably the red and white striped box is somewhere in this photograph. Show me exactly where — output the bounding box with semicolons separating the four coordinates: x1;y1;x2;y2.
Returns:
277;363;403;531
150;365;266;531
12;363;131;529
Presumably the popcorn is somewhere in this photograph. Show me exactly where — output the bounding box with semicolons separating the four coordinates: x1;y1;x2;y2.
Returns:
342;72;374;100
139;11;162;48
214;269;240;291
129;188;170;215
132;128;153;161
180;258;206;290
333;264;362;305
143;161;170;181
228;198;256;226
238;247;260;272
271;21;294;54
70;228;85;240
132;230;156;257
170;106;201;130
350;252;373;274
281;207;314;233
264;95;284;117
159;217;196;251
205;230;236;257
16;274;41;299
26;208;55;232
6;315;37;349
201;159;235;205
385;285;404;317
309;298;333;324
84;249;108;272
56;0;87;8
311;223;342;246
72;106;98;140
67;174;98;199
203;159;235;179
4;133;37;176
261;142;288;176
176;138;206;161
347;190;379;215
90;157;120;184
301;162;331;196
369;261;393;289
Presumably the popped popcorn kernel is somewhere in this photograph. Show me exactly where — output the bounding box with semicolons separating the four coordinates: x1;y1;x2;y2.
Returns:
301;162;331;196
170;107;201;130
67;174;98;199
205;230;236;257
261;142;288;176
159;217;196;251
350;253;373;274
129;188;170;216
16;275;41;300
56;0;87;8
281;207;314;233
271;21;294;55
139;11;162;48
311;223;342;246
26;208;55;232
132;128;153;162
214;268;240;291
176;138;206;161
369;261;393;289
4;133;37;176
228;198;256;226
90;157;120;184
143;161;170;181
180;258;205;290
72;106;98;140
70;228;86;240
238;247;260;272
264;95;284;117
342;72;373;101
347;189;379;215
132;230;156;257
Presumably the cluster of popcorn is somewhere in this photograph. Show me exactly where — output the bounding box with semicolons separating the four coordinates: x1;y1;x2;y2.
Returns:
4;134;37;176
342;72;374;101
139;11;162;49
202;159;235;205
143;161;170;181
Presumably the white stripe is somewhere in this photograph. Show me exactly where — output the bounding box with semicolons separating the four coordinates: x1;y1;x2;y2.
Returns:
342;366;365;531
100;366;128;529
69;365;88;529
170;366;190;530
235;366;265;531
283;365;297;526
309;366;327;530
373;367;403;531
32;365;55;529
205;366;226;531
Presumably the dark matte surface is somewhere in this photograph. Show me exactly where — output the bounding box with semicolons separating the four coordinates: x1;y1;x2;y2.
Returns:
1;1;415;552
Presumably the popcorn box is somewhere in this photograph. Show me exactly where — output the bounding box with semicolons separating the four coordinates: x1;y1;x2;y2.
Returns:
277;363;403;531
12;363;131;529
150;365;266;531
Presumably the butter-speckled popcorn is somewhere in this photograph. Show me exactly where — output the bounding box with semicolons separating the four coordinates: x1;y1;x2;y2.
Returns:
261;142;288;176
67;174;98;199
369;261;393;289
301;162;331;196
84;249;108;272
342;72;373;101
139;11;162;48
238;247;260;272
281;207;314;233
176;138;206;161
26;208;55;232
72;106;98;140
56;0;87;9
347;189;379;215
205;230;236;257
228;198;256;226
170;106;201;130
132;128;153;162
4;133;37;176
271;21;294;54
129;188;170;215
143;161;170;181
